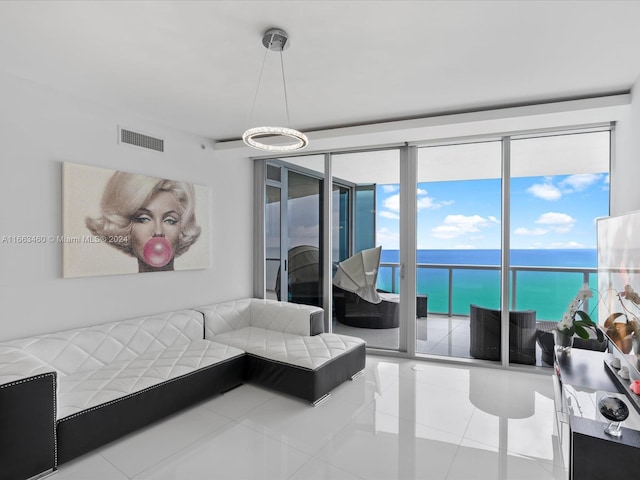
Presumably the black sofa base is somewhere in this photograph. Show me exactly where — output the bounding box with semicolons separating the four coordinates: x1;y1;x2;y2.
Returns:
56;354;245;465
244;343;366;404
0;373;56;480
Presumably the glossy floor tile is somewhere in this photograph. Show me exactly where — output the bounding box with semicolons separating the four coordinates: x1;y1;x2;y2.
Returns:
53;355;565;480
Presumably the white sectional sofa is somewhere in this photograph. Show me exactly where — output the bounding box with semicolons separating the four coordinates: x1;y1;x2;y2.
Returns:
0;298;365;480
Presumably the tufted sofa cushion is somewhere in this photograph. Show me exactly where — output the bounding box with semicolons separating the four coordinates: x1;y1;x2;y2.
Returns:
214;327;365;370
3;310;205;377
57;340;244;419
0;347;53;385
198;298;324;338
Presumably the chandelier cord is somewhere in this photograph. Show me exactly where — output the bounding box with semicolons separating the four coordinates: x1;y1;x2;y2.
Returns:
247;46;269;126
280;49;292;128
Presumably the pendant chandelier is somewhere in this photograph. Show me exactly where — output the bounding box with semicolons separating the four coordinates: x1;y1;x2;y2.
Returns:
242;28;308;152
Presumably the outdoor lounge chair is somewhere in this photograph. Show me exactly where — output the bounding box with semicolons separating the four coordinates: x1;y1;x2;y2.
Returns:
332;246;400;329
469;304;537;364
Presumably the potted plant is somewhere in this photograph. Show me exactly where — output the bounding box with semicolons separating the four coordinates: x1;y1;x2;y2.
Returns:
556;285;604;352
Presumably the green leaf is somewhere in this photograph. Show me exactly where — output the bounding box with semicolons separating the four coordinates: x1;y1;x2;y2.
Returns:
574;324;590;339
595;328;604;342
574;310;594;325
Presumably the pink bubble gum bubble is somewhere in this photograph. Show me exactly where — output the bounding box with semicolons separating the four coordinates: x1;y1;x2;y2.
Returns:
631;380;640;395
142;237;173;268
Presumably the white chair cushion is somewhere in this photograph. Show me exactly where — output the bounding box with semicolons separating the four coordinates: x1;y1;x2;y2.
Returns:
56;340;243;420
3;310;205;376
214;327;364;370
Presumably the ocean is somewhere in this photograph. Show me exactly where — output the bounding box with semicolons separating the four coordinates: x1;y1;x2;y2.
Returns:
377;249;598;321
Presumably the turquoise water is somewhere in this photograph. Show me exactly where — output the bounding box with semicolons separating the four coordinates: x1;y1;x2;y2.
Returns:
377;249;598;321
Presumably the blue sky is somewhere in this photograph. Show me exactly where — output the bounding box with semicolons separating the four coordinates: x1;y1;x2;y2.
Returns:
376;173;610;250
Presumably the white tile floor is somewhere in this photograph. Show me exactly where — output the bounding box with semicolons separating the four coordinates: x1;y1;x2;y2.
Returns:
52;355;566;480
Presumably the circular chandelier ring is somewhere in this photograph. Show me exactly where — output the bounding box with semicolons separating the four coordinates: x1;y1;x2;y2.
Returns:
242;126;308;152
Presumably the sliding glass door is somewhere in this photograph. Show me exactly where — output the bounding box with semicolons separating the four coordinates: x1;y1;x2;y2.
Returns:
509;130;610;366
416;141;502;361
332;149;402;351
264;157;324;307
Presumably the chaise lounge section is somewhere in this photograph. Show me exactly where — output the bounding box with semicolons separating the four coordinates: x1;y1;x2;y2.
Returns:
197;298;366;404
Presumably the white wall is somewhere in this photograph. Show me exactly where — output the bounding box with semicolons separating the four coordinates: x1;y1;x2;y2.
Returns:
611;75;640;215
0;73;254;341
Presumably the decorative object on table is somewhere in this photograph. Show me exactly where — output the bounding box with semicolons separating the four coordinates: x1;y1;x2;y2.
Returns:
555;285;604;354
619;365;630;379
611;357;621;369
603;285;639;354
242;28;308;152
630;380;640;395
554;329;573;353
598;395;629;437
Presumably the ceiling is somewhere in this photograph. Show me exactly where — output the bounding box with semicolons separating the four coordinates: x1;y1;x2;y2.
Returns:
2;1;640;144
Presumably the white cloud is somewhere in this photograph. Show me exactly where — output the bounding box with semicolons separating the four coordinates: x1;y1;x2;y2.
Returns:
535;212;576;225
417;196;439;210
432;214;493;239
488;216;499;223
527;182;562;201
514;227;547;236
383;189;453;218
560;173;601;192
416;192;454;211
377;227;399;249
379;211;399;220
535;211;576;234
383;194;399;212
382;185;398;193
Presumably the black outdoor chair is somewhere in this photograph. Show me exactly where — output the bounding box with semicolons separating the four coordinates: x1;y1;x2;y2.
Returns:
469;304;537;365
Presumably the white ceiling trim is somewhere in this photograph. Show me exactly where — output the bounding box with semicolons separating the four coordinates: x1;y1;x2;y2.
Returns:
215;94;630;155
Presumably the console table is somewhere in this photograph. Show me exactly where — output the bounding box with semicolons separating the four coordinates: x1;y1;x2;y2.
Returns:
553;348;640;479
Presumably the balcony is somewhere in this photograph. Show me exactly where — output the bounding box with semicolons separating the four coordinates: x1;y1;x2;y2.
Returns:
332;261;598;367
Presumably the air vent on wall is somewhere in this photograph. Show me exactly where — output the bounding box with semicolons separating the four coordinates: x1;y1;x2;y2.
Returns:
119;127;164;152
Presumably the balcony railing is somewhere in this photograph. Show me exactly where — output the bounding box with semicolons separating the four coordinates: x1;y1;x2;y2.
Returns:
379;262;597;319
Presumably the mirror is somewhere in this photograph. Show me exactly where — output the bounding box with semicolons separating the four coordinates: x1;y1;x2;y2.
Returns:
597;210;640;371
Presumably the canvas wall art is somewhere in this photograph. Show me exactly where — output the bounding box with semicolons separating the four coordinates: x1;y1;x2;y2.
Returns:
63;162;211;278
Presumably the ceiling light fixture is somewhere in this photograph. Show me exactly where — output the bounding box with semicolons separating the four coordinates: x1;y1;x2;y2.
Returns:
242;28;308;152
